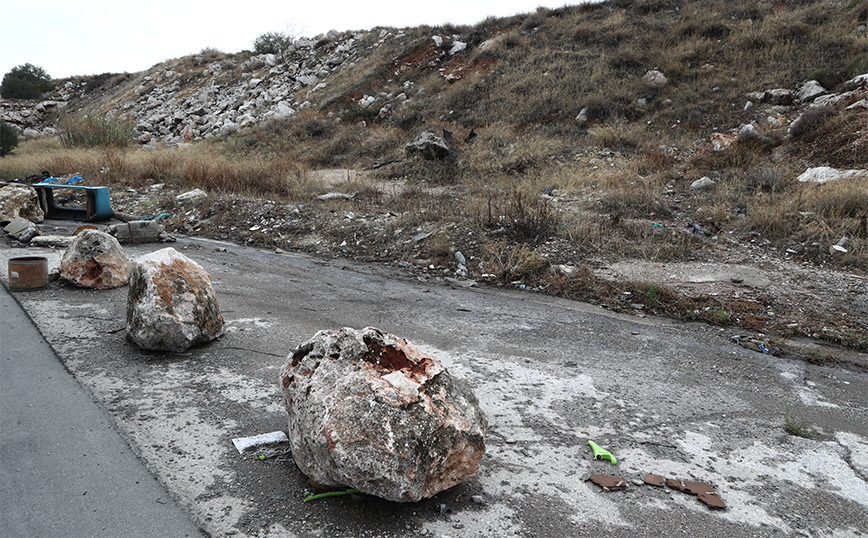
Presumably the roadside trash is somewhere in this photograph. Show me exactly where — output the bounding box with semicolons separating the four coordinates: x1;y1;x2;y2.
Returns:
687;223;707;237
586;474;627;491
732;334;781;356
411;231;432;243
644;473;665;487
651;222;665;228
316;191;357;201
303;488;362;502
7;256;49;290
231;430;289;455
588;440;617;465
829;236;848;256
666;479;726;510
32;182;113;221
107;220;173;243
175;188;208;203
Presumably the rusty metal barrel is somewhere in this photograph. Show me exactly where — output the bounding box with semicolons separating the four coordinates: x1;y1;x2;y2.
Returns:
7;256;49;290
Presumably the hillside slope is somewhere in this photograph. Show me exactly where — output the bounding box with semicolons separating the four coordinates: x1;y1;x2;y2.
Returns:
2;0;868;353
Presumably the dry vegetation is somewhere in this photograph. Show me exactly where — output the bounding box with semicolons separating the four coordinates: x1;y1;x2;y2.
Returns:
2;0;867;352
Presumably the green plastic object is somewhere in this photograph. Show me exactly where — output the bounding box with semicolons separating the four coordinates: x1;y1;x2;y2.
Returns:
588;440;617;465
303;488;361;502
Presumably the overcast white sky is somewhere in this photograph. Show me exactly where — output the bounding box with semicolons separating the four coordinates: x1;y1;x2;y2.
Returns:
1;0;582;81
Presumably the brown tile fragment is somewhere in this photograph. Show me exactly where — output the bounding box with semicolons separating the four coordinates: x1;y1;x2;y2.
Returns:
644;473;665;487
586;474;627;491
666;478;726;510
666;478;688;492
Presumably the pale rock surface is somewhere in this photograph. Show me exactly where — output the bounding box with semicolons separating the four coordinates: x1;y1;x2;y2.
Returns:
126;248;224;351
797;167;868;184
59;230;131;289
404;131;451;160
797;80;827;103
0;184;44;223
280;327;487;502
642;70;668;87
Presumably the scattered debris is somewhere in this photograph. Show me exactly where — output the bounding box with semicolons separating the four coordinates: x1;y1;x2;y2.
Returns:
588;440;617;465
176;188;208;203
644;474;665;487
586;474;627;491
316;191;357;201
303;488;361;503
666;479;726;510
731;334;781;355
231;430;289;454
107;220;173;243
7;256;49;290
280;327;487;502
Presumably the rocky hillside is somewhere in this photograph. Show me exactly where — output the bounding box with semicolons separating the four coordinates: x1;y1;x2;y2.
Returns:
2;0;868;353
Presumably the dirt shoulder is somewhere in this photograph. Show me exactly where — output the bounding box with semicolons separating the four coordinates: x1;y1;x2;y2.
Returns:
105;177;868;365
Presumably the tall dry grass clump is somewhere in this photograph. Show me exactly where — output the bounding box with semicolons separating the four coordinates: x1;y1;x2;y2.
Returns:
58;110;135;148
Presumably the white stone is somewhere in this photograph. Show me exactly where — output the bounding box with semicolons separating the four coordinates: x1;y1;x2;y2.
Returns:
797;167;868;184
126;248;224;351
691;177;716;190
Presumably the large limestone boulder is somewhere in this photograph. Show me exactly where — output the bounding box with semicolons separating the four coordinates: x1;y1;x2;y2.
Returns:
60;230;131;289
0;184;44;223
280;327;487;502
126;248;224;351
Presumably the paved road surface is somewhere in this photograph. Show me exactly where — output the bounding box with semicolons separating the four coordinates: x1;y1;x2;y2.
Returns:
1;235;866;538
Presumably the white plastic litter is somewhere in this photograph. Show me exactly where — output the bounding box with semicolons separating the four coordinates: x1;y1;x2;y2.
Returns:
231;431;289;454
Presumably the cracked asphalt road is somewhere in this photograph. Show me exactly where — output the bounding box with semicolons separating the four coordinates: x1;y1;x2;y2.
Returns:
2;233;867;538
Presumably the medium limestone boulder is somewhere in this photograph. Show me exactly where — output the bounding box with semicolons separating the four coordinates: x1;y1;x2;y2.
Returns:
0;184;44;223
60;230;131;289
126;248;224;351
405;131;451;160
280;327;487;502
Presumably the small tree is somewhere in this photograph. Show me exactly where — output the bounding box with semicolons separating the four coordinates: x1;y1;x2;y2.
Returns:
0;63;53;99
0;120;19;157
253;31;294;55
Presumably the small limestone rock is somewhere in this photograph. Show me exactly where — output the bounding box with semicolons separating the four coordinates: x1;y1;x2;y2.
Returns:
280;327;487;502
126;248;224;351
176;188;208;203
797;80;827;103
3;216;39;242
60;230;131;289
691;177;715;190
642;70;668;87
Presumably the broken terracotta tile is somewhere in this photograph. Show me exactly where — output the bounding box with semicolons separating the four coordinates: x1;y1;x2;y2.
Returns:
666;479;726;510
644;473;665;487
666;478;688;492
586;474;627;491
683;481;726;510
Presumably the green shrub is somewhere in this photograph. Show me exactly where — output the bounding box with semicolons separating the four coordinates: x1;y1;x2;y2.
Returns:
58;110;135;148
0;120;19;157
0;63;53;99
253;31;294;55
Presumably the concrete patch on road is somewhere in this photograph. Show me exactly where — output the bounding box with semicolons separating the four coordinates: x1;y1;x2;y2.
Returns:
423;345;629;530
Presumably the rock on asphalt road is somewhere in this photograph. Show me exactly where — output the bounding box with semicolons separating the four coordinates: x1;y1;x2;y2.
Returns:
1;235;867;538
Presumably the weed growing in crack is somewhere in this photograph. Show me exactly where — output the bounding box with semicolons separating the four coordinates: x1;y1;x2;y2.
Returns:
784;409;816;439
